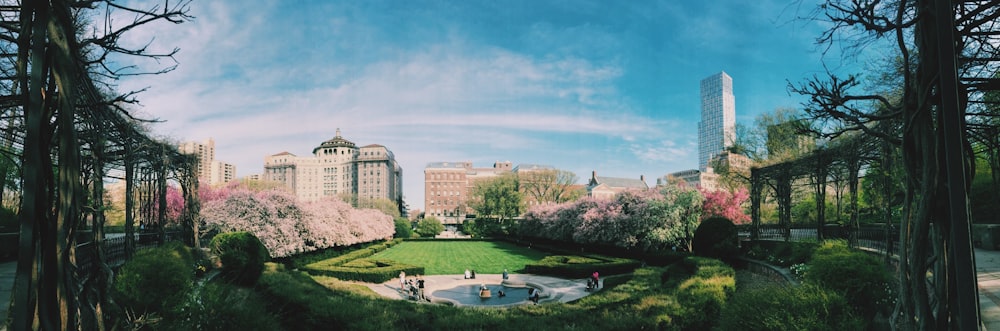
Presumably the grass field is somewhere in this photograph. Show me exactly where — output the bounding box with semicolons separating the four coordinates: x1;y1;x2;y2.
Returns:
371;241;548;275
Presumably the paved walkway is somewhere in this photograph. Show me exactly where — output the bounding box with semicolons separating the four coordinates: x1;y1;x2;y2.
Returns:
0;249;999;328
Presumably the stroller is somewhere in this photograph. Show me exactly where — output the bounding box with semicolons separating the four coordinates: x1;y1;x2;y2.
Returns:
586;278;596;291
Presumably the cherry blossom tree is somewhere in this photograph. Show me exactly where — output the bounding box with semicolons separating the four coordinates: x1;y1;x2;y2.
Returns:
700;187;750;225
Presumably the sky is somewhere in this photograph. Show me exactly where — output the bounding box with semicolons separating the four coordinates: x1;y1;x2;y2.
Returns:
112;0;875;212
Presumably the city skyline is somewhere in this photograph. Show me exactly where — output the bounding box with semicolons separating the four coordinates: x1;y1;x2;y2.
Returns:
113;0;883;210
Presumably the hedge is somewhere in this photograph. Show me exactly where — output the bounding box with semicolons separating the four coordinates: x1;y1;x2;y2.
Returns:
523;254;640;278
301;239;422;282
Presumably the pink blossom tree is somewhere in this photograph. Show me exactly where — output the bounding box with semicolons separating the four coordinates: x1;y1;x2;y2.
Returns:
700;187;751;225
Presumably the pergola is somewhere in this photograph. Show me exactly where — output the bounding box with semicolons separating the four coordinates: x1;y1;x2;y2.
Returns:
748;131;885;244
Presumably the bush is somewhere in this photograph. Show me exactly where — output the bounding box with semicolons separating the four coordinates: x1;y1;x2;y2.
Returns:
805;240;895;323
113;243;195;314
672;257;736;330
166;282;283;331
394;217;413;239
211;231;270;286
716;284;863;331
523;254;640;278
692;217;739;260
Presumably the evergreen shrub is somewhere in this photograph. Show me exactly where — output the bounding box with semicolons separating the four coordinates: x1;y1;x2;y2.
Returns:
692;217;739;260
211;231;270;286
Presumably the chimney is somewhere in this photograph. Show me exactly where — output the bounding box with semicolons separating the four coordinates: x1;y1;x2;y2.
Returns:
640;175;645;182
592;170;597;179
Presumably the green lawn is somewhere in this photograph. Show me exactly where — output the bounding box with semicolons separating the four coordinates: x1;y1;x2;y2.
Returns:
371;241;548;275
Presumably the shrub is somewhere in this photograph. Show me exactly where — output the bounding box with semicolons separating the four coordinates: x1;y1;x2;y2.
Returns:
166;282;283;331
805;240;895;323
211;231;270;286
394;217;413;239
692;217;739;260
716;284;864;331
672;257;736;330
113;243;194;314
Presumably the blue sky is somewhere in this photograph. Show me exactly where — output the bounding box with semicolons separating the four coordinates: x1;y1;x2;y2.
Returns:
115;0;875;211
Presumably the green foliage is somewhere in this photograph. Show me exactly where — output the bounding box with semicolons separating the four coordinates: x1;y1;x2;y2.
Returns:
524;254;640;278
259;258;734;330
805;240;895;322
692;217;739;260
166;282;283;331
303;239;422;282
211;231;270;286
414;216;445;237
467;172;523;222
113;243;195;314
716;284;863;331
463;217;507;237
744;240;817;267
393;217;413;238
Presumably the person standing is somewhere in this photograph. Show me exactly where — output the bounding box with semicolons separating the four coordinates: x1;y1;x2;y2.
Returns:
416;275;426;301
591;271;600;289
399;271;406;293
502;269;509;280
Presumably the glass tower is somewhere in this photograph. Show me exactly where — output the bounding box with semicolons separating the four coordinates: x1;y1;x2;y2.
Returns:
697;72;735;170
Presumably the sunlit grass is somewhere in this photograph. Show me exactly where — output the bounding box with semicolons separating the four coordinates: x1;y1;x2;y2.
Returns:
371;241;548;275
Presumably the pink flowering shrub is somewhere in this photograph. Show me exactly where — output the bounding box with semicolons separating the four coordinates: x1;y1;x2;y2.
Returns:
200;188;394;258
518;185;704;251
699;187;751;225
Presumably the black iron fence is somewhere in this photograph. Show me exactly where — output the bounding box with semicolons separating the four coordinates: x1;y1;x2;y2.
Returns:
75;231;183;275
739;223;900;258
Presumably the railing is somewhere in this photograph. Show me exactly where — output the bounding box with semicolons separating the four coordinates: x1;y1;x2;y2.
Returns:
75;231;183;275
739;223;900;257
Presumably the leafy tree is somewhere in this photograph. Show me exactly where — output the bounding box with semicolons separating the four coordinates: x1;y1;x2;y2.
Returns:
414;216;445;238
467;172;523;233
393;217;413;238
357;197;401;218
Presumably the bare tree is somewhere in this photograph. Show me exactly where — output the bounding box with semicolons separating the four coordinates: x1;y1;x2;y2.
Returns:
7;1;191;330
518;168;581;205
791;0;1000;329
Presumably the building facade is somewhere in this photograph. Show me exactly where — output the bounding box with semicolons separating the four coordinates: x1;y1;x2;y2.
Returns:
263;130;403;207
178;138;236;186
698;71;736;171
586;171;649;199
424;161;512;224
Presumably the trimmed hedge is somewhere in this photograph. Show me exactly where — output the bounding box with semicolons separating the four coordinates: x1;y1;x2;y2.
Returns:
523;254;640;278
302;239;423;282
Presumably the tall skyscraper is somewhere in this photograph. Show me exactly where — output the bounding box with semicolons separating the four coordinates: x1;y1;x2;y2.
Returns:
698;72;736;170
178;138;236;185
